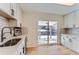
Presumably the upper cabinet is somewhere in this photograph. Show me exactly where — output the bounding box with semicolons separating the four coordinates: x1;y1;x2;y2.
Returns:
64;10;79;28
0;3;12;18
16;4;22;27
0;3;22;27
10;3;22;27
75;10;79;27
10;3;17;18
0;3;11;15
64;12;75;28
0;3;18;19
0;3;17;19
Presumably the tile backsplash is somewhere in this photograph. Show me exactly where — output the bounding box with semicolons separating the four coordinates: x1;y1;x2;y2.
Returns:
0;16;9;28
71;28;79;35
0;16;10;42
63;28;79;35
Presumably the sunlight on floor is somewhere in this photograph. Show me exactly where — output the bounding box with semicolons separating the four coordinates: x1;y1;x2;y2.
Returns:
26;45;78;55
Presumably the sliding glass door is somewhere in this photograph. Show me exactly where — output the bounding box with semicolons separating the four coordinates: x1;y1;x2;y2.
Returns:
38;21;57;45
49;21;57;44
38;21;48;44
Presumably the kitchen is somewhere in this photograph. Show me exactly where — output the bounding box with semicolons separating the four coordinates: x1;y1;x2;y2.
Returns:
1;3;79;55
0;3;26;55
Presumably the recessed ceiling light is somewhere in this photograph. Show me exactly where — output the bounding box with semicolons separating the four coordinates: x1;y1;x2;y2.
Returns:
57;3;75;6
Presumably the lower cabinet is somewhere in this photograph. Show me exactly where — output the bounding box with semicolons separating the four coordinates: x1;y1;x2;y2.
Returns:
61;35;79;53
17;46;23;55
17;45;25;55
16;38;26;55
64;36;72;49
72;39;79;53
61;35;65;46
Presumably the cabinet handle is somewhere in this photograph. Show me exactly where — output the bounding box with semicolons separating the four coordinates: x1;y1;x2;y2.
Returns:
23;47;24;54
11;9;14;16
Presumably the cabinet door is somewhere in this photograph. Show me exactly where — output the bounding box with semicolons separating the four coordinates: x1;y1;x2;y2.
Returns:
64;36;72;49
64;12;75;28
67;38;72;49
10;3;17;18
64;15;69;28
64;36;69;48
16;4;22;27
0;3;11;15
68;13;75;28
61;35;65;46
72;39;79;53
75;10;79;27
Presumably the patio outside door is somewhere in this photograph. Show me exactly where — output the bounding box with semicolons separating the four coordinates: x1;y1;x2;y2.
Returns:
38;21;57;45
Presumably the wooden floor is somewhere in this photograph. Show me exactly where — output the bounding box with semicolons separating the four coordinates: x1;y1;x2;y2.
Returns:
26;45;79;55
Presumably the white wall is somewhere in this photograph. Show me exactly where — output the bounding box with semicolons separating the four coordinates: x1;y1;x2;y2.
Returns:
22;12;64;48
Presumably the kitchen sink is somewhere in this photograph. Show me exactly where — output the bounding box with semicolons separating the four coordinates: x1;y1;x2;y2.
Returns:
0;38;21;47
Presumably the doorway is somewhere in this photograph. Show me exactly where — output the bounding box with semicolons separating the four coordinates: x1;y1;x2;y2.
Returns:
38;21;57;45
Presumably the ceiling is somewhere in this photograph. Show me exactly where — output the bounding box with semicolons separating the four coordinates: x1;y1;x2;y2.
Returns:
20;3;79;15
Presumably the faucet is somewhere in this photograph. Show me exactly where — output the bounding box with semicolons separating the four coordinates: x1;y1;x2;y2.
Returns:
1;27;12;42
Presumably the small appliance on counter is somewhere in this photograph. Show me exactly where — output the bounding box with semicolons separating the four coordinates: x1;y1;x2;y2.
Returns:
12;27;22;36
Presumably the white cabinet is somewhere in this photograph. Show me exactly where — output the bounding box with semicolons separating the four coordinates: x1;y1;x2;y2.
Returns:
64;10;79;28
64;12;75;28
61;35;65;45
0;3;17;19
62;35;70;48
64;15;69;28
17;37;26;55
0;3;22;27
10;3;17;18
61;34;79;53
64;36;68;48
65;37;72;49
10;3;22;27
0;3;11;16
16;4;22;27
75;10;79;27
72;38;79;53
